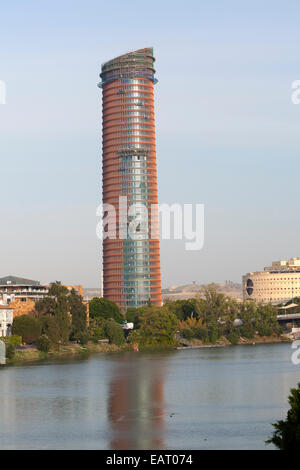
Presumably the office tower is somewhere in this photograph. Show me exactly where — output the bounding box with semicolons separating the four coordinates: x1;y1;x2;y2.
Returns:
99;48;162;312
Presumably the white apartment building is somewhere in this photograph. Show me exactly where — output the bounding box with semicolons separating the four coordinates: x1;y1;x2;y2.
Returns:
0;305;13;337
243;257;300;304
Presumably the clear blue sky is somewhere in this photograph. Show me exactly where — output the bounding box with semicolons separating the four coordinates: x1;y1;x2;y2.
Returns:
0;0;300;288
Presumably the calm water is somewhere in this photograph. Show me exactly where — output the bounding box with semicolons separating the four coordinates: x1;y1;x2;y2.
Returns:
0;343;299;450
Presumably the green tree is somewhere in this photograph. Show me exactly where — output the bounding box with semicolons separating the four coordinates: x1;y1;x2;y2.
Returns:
164;299;199;321
35;281;69;316
133;306;178;345
40;315;62;344
35;281;72;343
12;315;42;344
267;383;300;449
88;317;106;342
69;289;87;341
103;319;125;346
89;297;123;323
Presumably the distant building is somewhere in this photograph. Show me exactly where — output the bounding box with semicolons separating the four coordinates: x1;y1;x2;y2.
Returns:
65;285;83;297
0;276;48;303
0;305;13;337
243;257;300;303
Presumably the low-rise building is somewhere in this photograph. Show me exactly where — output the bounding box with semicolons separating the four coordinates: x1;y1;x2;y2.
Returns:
0;305;13;337
243;257;300;304
0;276;49;303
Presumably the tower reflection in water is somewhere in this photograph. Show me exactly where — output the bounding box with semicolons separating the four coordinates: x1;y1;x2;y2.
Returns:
108;353;166;449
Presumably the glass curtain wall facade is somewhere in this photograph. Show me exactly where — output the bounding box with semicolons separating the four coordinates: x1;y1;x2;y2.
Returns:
99;48;162;312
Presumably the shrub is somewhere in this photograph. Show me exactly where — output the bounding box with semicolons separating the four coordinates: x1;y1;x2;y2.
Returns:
5;343;15;359
181;328;193;340
257;325;272;337
12;315;42;344
193;326;208;340
76;332;89;345
228;331;240;345
239;326;255;339
209;327;219;344
36;335;51;353
6;335;22;346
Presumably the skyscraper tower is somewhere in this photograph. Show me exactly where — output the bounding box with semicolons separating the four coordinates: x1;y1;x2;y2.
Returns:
98;48;162;312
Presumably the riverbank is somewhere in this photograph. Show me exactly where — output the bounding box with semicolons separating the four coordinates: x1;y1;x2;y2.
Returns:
177;333;291;349
6;341;127;365
3;334;292;365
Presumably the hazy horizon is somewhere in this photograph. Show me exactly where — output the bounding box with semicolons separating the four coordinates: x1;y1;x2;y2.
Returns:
1;0;300;289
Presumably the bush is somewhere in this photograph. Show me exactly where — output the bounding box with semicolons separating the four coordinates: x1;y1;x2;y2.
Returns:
257;325;272;337
36;335;51;353
76;332;89;345
103;319;125;346
228;331;240;345
193;326;208;341
5;342;15;359
209;328;219;344
6;335;22;346
239;326;255;339
181;327;193;340
12;315;42;344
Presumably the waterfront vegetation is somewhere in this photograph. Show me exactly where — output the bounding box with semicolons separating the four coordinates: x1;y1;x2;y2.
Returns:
2;282;289;363
267;382;300;450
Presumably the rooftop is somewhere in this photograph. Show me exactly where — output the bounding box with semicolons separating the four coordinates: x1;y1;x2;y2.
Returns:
0;276;41;287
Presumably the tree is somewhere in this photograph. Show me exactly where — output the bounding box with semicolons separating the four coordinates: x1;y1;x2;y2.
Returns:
267;383;300;449
103;319;125;346
88;317;106;342
35;281;75;343
89;297;123;323
69;289;87;341
40;315;63;344
12;315;42;344
35;281;69;316
164;299;199;321
132;306;178;345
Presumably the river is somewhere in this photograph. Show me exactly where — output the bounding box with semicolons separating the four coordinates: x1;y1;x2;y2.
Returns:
0;342;299;449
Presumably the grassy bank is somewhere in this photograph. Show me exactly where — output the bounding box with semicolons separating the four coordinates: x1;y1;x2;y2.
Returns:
4;334;292;365
178;333;291;349
6;341;129;365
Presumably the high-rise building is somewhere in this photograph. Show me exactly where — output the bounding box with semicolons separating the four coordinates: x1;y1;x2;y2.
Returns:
98;48;162;312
